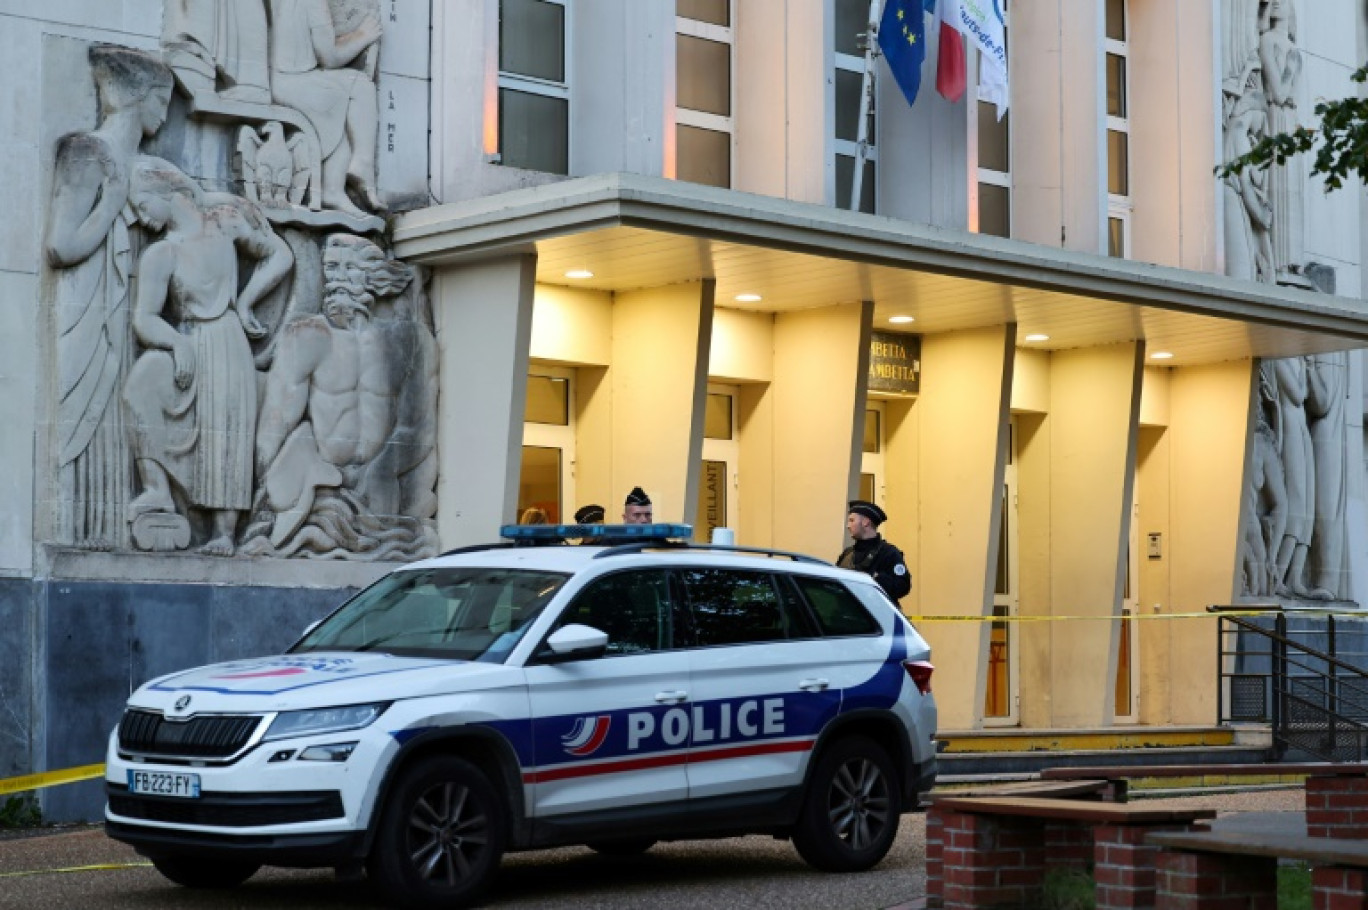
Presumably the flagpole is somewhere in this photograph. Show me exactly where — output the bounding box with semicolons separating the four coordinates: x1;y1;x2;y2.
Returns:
850;0;884;211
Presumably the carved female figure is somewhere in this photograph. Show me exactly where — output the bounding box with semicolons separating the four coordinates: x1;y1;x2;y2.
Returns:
122;157;293;555
1258;0;1304;280
43;46;174;549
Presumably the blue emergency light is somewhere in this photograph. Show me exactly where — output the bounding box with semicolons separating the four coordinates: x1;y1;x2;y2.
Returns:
499;523;693;542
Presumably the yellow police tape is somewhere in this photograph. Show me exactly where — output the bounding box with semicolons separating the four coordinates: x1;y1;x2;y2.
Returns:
907;609;1281;622
0;862;152;879
0;763;104;796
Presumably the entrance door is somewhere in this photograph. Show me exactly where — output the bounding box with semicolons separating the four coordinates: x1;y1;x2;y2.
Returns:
1115;498;1140;722
520;368;575;523
984;421;1019;725
859;402;885;505
696;385;739;543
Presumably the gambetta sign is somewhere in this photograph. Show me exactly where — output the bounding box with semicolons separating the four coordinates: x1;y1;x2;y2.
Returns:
868;331;921;395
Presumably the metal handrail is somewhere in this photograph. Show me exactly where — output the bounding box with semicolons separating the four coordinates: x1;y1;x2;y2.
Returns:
1218;611;1368;762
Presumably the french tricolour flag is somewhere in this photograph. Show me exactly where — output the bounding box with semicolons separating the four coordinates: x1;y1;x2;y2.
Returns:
932;0;967;103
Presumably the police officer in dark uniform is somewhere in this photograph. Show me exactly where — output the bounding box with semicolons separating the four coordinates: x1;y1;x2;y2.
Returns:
836;500;911;602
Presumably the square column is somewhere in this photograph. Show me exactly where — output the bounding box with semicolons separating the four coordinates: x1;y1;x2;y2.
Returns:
431;254;536;547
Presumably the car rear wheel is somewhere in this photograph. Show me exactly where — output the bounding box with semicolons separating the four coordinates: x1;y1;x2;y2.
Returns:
369;755;507;909
150;854;260;889
792;736;901;872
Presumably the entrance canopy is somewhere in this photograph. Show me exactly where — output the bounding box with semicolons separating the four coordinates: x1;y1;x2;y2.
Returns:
394;173;1368;366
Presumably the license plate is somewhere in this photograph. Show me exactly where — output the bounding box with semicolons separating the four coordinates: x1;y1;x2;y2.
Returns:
127;769;201;799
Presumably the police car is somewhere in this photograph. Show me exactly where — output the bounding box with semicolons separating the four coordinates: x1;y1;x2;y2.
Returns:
105;524;938;908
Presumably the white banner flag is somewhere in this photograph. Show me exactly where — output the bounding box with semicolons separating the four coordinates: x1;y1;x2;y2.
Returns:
955;0;1009;117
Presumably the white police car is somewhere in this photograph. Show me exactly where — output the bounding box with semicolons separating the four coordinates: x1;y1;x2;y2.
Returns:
105;525;938;908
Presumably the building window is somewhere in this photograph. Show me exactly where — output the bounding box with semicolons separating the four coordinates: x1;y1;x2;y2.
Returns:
1105;0;1131;257
832;0;875;212
677;0;733;188
974;17;1010;238
498;0;570;174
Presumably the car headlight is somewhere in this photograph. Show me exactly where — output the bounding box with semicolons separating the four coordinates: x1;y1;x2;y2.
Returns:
263;703;388;742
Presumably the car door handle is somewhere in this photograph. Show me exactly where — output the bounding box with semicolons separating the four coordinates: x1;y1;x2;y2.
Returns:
654;690;688;704
799;678;829;692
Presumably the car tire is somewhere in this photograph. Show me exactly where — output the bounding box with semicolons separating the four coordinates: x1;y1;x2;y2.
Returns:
791;736;901;873
585;838;657;856
150;854;260;889
368;754;507;909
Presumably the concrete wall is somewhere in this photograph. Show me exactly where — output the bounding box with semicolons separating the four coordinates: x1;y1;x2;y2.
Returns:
771;303;871;559
610;282;715;524
915;327;1015;730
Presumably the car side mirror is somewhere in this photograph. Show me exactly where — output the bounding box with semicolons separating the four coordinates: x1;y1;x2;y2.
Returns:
539;623;609;664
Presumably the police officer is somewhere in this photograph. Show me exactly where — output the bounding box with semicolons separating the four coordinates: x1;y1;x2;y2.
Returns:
837;500;911;602
622;487;653;524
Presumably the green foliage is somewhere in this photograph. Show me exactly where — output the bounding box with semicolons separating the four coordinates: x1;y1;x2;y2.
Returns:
1279;862;1312;910
1217;64;1368;192
0;794;40;829
1032;866;1095;910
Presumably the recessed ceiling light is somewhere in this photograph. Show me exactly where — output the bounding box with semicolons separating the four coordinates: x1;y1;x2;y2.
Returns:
888;315;915;324
565;269;594;279
1151;351;1174;360
735;293;763;302
1024;333;1050;343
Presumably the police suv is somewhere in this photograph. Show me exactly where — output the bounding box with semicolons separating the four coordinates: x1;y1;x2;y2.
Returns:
105;525;938;908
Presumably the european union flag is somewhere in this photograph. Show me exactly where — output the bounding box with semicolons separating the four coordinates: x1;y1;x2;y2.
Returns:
877;0;931;106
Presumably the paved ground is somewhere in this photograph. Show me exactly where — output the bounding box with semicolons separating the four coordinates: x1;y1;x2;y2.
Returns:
0;787;1307;910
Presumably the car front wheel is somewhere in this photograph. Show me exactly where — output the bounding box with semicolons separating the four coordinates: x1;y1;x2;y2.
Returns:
369;755;507;909
792;736;901;872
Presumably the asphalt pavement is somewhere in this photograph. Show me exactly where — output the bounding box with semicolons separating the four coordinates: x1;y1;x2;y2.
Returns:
0;787;1306;910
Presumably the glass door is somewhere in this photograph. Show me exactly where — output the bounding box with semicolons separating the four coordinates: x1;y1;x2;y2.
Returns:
696;385;739;543
519;367;575;524
1115;498;1140;722
985;421;1019;725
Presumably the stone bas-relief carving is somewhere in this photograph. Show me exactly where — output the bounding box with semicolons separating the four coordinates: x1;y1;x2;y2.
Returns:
122;157;294;556
1241;355;1352;602
165;0;385;231
243;234;437;560
42;29;438;562
44;46;175;551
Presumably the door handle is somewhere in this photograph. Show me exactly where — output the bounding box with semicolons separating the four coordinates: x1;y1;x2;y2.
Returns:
654;690;688;704
799;678;829;692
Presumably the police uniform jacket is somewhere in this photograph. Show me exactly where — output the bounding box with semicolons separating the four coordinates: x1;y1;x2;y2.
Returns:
836;534;911;601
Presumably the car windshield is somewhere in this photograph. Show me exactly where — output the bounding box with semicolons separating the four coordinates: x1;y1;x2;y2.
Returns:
292;567;569;662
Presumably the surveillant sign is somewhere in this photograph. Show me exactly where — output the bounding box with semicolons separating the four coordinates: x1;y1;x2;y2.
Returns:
868;331;920;395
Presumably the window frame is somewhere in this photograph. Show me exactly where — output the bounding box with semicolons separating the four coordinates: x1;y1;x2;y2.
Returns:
676;2;736;188
830;0;877;212
496;0;572;174
1104;0;1131;258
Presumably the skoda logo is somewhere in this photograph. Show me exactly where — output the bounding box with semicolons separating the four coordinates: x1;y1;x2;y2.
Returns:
174;695;192;712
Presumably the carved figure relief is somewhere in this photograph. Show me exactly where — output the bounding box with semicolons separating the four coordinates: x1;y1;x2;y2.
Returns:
43;46;175;550
44;18;438;562
244;234;436;560
1257;0;1305;285
121;157;293;555
1241;357;1351;602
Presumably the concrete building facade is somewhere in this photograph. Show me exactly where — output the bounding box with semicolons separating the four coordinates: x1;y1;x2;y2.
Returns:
3;0;1368;819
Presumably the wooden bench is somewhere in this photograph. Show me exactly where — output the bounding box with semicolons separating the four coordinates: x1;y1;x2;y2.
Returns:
1041;762;1368;839
925;796;1216;909
1147;829;1368;908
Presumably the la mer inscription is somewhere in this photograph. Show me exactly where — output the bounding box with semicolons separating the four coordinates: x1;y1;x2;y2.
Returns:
868;331;921;395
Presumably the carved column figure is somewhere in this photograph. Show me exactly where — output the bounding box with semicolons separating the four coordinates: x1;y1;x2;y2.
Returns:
1258;0;1306;282
43;46;174;549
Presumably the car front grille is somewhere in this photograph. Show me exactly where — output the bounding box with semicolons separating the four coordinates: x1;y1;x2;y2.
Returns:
118;709;263;760
107;786;345;827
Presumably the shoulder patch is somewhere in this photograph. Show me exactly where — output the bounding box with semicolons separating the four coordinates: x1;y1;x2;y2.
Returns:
894;564;907;576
